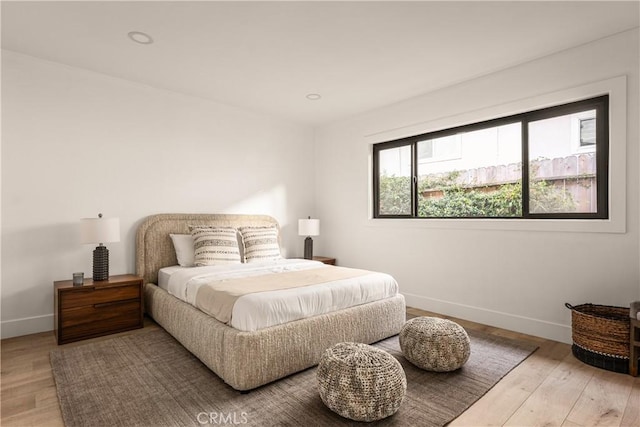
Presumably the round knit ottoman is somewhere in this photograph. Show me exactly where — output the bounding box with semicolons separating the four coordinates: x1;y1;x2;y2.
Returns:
400;317;471;372
316;342;406;422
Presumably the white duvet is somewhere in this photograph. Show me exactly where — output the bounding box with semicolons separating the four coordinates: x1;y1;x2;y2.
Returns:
158;259;399;332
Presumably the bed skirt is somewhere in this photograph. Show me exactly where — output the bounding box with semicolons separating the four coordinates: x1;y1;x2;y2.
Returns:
144;283;406;391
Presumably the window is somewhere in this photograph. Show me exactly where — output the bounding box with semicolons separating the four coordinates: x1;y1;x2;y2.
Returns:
570;110;598;154
580;118;596;146
377;143;412;216
373;95;608;219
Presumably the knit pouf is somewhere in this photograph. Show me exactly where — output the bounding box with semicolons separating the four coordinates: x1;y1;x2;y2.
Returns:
316;342;407;422
400;317;471;372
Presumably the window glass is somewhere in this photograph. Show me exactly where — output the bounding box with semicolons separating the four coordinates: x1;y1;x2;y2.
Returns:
528;110;598;214
418;134;461;162
377;145;412;215
417;123;522;217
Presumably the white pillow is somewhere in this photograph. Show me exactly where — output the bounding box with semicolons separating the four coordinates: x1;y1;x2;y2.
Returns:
238;226;282;263
169;234;195;267
190;227;241;266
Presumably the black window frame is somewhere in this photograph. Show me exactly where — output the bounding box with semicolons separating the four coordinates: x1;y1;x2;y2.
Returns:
373;95;609;220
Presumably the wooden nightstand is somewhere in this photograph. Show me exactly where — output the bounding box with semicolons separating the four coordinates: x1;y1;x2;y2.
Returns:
54;274;143;344
313;256;336;265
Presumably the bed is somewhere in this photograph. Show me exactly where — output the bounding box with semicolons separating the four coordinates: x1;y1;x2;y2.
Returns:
137;213;406;391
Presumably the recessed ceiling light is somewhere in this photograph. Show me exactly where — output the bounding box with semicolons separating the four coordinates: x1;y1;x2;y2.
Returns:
306;94;322;101
128;31;154;45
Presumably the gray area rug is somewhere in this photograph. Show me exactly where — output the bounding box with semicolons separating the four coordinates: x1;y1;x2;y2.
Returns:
51;326;537;426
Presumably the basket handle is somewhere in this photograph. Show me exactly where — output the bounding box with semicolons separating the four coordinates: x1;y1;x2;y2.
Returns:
565;302;575;310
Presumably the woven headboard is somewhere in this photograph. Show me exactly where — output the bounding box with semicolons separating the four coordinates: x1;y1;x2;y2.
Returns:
135;213;280;285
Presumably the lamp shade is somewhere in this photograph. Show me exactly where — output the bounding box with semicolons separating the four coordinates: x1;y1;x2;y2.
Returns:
80;217;120;244
298;218;320;237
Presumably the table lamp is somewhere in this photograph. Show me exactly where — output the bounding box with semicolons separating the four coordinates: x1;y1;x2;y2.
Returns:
298;217;320;260
80;213;120;281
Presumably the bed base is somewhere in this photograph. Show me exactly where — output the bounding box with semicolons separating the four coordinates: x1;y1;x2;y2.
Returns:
145;283;406;391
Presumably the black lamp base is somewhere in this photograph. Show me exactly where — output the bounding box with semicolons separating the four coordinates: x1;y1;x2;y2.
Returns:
304;236;313;260
93;245;109;281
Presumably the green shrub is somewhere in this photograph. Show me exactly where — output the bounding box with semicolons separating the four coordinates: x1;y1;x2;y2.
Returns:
379;174;575;217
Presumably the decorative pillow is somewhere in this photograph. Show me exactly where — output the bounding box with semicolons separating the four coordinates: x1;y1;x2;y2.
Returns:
239;226;282;263
169;234;195;267
190;227;241;266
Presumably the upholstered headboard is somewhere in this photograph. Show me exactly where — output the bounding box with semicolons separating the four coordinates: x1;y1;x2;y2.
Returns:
135;213;280;285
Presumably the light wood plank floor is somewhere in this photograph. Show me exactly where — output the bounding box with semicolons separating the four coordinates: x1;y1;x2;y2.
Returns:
1;308;638;426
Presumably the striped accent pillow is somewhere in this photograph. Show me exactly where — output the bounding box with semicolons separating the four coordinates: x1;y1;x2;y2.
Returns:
239;226;282;263
189;227;241;266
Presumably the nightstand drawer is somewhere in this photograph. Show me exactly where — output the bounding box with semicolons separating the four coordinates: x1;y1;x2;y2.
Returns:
60;300;142;342
60;284;140;309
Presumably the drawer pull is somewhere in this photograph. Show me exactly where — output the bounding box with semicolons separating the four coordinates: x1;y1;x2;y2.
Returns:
94;299;137;309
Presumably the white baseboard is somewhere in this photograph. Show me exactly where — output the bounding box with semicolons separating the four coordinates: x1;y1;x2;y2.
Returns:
403;293;572;344
1;314;54;339
1;297;572;344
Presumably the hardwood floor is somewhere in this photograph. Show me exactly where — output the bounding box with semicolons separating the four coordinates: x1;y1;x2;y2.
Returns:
2;309;638;426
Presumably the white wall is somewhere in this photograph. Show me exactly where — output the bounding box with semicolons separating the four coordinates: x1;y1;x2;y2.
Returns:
1;50;316;338
314;29;639;343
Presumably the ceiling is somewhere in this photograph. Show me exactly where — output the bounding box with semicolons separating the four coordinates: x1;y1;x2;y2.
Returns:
2;1;638;126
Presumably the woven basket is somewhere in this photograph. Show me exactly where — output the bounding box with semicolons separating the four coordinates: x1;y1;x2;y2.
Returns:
565;303;630;374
